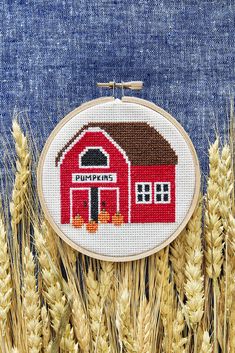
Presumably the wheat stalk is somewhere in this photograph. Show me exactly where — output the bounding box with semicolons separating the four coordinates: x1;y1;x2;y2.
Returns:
23;247;42;353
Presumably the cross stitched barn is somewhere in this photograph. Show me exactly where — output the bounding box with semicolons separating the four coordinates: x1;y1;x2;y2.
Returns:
56;122;178;224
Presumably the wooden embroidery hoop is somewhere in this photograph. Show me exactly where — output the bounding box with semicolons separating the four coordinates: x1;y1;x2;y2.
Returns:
37;95;201;262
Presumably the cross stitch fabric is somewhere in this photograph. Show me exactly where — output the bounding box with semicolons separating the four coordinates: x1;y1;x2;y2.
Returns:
39;99;199;259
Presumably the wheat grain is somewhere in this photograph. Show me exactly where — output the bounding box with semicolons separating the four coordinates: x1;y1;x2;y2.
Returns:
199;331;212;353
0;215;12;335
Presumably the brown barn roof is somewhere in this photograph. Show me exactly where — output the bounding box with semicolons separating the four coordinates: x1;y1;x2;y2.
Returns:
55;122;178;166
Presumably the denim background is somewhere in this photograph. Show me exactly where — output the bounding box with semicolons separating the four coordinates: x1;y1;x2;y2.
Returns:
1;0;235;178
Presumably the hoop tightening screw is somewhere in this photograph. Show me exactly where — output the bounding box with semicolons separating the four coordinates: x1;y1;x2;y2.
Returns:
97;81;143;91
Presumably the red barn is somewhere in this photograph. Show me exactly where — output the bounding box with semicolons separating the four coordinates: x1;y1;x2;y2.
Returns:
55;122;178;224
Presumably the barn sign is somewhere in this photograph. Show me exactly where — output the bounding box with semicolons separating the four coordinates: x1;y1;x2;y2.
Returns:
38;96;200;261
72;173;117;183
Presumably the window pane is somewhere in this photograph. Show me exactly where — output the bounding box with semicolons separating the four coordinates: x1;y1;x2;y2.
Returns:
145;184;150;192
138;184;142;192
145;194;150;202
156;194;162;202
138;194;143;202
156;184;161;192
164;194;169;202
163;184;169;191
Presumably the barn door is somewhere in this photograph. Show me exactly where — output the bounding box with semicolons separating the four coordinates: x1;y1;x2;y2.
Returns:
72;189;89;223
99;189;118;220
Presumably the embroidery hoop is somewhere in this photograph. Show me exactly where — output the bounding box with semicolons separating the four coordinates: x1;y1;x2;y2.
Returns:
37;96;201;262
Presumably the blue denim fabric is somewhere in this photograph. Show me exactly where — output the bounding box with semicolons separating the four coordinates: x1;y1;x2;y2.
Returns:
1;0;234;178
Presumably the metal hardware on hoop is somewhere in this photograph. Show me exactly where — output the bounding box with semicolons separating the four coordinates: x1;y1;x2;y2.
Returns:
97;81;143;97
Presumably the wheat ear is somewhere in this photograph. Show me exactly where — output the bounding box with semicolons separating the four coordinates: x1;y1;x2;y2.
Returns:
199;331;212;353
54;239;91;353
10;119;30;235
34;225;78;353
9;120;31;351
99;261;114;303
184;201;204;332
71;292;91;353
205;139;224;353
0;215;12;336
160;266;175;353
172;307;188;353
23;247;42;353
86;266;110;353
116;277;137;353
41;306;51;353
137;295;151;353
170;230;186;300
217;144;235;350
205;139;224;278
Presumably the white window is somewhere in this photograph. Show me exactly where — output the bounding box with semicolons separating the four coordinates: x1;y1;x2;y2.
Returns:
135;182;152;204
154;182;171;204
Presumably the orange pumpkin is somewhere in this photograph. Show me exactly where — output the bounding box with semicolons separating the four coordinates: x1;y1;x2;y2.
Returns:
98;209;110;224
72;215;84;228
112;212;124;226
86;220;98;233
